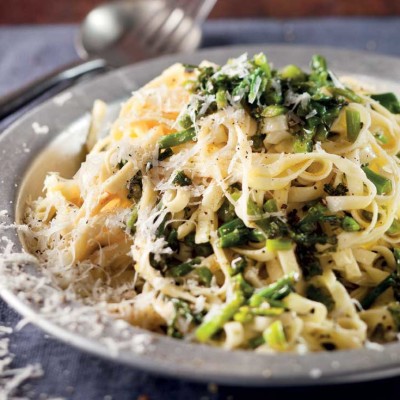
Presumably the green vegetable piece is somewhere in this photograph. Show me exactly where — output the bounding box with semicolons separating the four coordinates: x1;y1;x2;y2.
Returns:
249;272;298;307
172;171;192;186
361;274;394;309
306;284;335;312
346;109;362;143
248;71;264;104
230;256;247;276
158;128;196;149
247;198;263;216
374;132;389;144
218;230;249;248
233;307;254;323
311;54;327;72
158;147;174;161
218;218;246;237
217;198;237;223
218;216;253;248
126;206;138;234
341;216;361;232
195;288;245;342
182;64;198;73
178;114;193;129
371;92;400;114
263;320;287;351
253;52;271;77
323;183;348;196
362;166;392;195
127;171;143;201
263;199;278;213
233;274;255;298
330;87;363;103
248;229;265;242
394;248;400;273
295;243;323;278
387;219;400;236
248;335;266;349
195;267;213;286
169;258;201;278
234;306;283;323
279;64;305;81
310;54;328;85
167;229;179;251
117;160;127;169
261;105;287;118
266;238;293;251
293;137;313;153
216;89;228;109
251;134;266;151
183;233;213;257
388;302;400;331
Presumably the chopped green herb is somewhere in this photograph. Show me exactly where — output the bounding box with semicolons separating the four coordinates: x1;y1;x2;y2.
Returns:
323;183;348;196
306;284;335;312
172;171;192;186
158;147;174;161
127;171;143;201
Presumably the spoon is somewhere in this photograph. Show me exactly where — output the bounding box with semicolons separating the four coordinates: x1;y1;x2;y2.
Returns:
0;0;212;120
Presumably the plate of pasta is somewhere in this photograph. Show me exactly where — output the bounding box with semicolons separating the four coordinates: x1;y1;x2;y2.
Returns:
2;45;400;385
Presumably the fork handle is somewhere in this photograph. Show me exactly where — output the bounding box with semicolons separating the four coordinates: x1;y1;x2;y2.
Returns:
0;58;109;120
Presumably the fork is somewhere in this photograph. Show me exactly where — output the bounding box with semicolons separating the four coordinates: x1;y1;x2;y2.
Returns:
0;0;216;120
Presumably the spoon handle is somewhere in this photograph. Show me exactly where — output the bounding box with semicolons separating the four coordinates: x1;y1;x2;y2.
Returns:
0;58;109;120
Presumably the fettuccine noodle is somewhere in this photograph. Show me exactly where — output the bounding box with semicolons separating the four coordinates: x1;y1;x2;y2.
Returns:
24;53;400;353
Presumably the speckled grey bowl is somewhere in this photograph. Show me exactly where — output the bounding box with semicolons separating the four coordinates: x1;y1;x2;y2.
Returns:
1;45;400;386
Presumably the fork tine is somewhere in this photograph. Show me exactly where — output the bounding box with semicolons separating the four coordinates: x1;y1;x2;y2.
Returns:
140;0;180;46
150;0;205;55
147;7;186;54
159;0;211;55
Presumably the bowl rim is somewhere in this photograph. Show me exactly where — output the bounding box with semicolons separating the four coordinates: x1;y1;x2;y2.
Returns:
2;44;400;386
